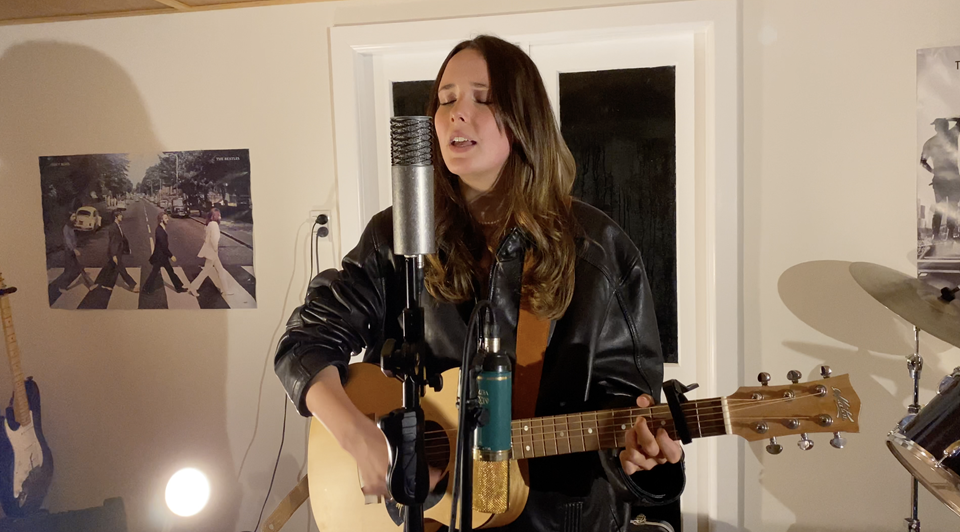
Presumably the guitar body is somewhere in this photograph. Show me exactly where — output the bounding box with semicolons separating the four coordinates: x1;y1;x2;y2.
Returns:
307;363;528;530
0;377;53;517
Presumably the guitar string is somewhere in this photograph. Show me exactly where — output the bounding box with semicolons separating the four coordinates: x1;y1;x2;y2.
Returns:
421;417;834;459
417;400;793;443
420;418;722;456
419;420;705;458
420;392;843;458
414;391;832;439
420;413;830;460
416;417;701;438
504;415;827;443
516;392;836;425
509;392;835;425
502;416;824;443
418;401;840;456
414;390;833;442
502;416;817;438
422;416;824;455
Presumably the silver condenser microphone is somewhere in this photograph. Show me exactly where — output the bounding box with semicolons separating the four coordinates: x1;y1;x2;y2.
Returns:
390;116;435;256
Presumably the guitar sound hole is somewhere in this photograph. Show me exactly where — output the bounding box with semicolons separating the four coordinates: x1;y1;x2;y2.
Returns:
424;420;450;509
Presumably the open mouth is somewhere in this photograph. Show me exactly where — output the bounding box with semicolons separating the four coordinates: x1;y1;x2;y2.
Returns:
450;136;476;148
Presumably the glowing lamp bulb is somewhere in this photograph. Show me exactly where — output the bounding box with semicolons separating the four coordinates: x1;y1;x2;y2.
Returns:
165;468;210;517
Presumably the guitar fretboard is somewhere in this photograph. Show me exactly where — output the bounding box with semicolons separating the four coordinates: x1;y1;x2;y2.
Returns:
510;399;725;459
0;296;30;427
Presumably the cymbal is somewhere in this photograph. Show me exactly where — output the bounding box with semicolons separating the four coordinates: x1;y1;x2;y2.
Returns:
850;262;960;348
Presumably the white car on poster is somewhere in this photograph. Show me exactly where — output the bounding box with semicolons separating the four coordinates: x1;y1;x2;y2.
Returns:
70;206;101;232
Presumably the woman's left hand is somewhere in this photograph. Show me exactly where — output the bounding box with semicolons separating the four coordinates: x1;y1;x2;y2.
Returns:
619;394;683;474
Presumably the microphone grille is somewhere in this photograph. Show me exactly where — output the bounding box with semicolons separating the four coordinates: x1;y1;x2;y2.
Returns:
390;116;433;166
473;459;509;514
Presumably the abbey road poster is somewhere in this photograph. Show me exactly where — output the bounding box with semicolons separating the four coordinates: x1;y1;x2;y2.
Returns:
41;149;256;310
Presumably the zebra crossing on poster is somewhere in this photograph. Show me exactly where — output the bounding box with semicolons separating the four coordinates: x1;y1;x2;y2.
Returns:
47;266;256;310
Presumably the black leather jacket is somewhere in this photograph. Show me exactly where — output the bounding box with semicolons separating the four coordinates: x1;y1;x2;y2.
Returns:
275;201;684;532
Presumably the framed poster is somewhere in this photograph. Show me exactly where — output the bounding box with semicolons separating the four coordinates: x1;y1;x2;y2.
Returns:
41;149;256;310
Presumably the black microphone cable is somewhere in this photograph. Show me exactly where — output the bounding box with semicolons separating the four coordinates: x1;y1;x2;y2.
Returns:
236;217;313;532
253;394;287;532
449;299;494;532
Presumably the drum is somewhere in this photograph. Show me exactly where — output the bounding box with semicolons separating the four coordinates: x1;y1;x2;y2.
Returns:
888;368;960;517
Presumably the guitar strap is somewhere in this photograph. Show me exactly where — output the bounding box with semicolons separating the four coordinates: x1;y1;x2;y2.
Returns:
260;473;310;532
512;257;551;421
480;256;549;516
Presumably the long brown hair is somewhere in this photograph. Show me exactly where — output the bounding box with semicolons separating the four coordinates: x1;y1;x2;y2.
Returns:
424;35;578;320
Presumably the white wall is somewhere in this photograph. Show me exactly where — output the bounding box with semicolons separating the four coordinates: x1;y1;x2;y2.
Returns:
0;0;958;531
742;0;960;530
0;5;339;532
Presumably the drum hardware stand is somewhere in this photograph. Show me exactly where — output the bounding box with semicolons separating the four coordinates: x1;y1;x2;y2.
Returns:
850;264;960;523
898;276;959;531
903;283;960;531
903;326;923;532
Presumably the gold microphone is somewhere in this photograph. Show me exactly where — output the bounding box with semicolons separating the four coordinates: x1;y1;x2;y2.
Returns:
472;329;511;514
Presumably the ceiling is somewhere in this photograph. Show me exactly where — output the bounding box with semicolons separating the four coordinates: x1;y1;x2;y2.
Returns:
0;0;332;26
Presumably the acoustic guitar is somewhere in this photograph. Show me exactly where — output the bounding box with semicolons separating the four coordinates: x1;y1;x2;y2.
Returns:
0;273;54;517
308;363;860;530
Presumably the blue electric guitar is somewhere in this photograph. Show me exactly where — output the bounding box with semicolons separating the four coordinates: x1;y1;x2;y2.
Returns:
0;274;53;516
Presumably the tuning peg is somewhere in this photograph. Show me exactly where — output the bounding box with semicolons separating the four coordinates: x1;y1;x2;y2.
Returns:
830;433;847;449
766;437;783;455
798;433;814;451
820;366;832;379
758;372;771;386
787;370;802;384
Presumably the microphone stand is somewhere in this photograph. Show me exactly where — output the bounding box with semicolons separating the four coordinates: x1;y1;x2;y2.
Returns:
380;255;435;532
381;115;438;532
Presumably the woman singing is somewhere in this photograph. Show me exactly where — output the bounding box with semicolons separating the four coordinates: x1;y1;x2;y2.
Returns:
275;35;684;531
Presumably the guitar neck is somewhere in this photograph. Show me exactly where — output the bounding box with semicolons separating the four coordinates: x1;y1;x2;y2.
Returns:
511;398;725;459
0;297;30;427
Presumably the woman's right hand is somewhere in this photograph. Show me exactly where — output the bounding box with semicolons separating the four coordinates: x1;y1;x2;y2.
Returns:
306;366;393;496
305;366;443;498
344;413;391;496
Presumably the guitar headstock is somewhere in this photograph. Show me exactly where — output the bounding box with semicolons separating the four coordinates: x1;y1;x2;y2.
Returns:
725;367;860;452
0;272;16;297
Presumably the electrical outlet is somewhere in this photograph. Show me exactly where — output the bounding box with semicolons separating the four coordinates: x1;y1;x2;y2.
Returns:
309;208;332;239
